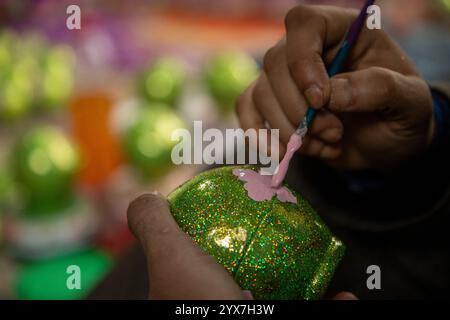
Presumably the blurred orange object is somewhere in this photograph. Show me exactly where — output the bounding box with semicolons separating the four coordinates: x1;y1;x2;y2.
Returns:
69;93;123;188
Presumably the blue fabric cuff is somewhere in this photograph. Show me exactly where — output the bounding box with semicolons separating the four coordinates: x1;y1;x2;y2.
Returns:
431;88;450;146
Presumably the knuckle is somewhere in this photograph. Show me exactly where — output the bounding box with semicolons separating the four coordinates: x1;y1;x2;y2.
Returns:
367;66;401;108
284;5;314;29
375;67;398;96
368;66;389;81
287;55;324;89
263;47;277;72
284;7;298;29
288;54;323;73
287;59;302;78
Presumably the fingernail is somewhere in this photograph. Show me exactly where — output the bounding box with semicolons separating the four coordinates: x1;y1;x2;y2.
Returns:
331;78;352;110
304;85;324;108
149;190;159;196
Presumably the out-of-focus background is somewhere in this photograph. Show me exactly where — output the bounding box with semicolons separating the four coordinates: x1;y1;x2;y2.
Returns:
0;0;449;299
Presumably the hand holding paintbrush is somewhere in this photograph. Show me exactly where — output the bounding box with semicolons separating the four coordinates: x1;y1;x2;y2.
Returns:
237;3;434;174
271;0;376;188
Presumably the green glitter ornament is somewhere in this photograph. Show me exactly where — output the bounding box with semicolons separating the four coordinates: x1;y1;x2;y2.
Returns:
168;166;345;300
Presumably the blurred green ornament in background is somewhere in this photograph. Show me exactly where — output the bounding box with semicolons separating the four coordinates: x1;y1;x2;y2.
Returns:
14;126;80;215
123;104;185;179
204;51;258;113
140;57;186;107
443;0;450;11
39;45;75;111
168;166;345;300
0;30;15;80
13;32;49;71
0;55;37;121
0;30;75;121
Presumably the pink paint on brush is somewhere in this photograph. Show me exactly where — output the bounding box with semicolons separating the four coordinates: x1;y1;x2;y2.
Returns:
271;133;303;188
233;168;297;204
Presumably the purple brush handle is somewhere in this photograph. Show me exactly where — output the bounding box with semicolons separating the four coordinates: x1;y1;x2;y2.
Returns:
347;0;376;45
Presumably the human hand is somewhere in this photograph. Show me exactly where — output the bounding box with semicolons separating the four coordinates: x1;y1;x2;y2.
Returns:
127;192;252;299
236;5;435;171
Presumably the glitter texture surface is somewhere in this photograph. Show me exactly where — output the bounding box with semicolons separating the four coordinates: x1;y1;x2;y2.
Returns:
168;166;345;300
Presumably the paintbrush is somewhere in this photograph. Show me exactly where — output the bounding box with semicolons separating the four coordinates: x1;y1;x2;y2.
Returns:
297;0;376;136
271;0;376;188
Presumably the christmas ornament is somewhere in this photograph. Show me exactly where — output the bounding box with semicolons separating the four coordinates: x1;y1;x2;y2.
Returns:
168;166;345;300
0;54;36;121
14;126;80;215
0;30;75;120
204;51;258;113
139;57;186;107
123;104;185;179
39;45;75;110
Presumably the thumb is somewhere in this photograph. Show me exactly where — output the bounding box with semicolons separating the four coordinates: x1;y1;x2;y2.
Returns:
127;193;246;300
333;292;358;300
328;67;431;123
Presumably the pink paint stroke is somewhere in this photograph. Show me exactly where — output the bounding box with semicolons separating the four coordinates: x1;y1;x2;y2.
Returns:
271;133;303;188
233;168;297;204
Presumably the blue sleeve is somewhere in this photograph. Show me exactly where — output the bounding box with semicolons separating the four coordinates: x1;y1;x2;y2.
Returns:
431;88;450;147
